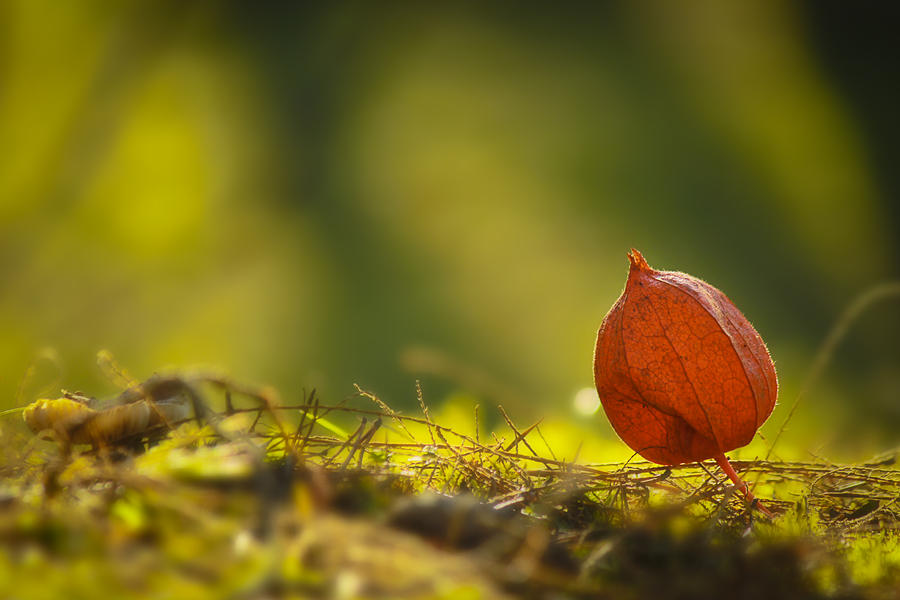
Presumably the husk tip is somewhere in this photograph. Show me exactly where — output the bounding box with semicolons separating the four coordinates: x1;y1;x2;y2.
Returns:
627;248;651;272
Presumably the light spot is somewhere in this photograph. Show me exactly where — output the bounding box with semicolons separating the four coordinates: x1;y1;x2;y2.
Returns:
573;387;601;416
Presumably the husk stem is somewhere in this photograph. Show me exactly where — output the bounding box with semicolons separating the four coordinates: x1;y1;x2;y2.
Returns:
715;452;774;518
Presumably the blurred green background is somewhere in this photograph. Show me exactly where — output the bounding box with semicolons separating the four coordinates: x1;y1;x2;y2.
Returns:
1;1;898;458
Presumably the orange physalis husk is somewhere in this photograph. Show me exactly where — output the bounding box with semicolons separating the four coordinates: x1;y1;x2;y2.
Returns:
594;249;777;515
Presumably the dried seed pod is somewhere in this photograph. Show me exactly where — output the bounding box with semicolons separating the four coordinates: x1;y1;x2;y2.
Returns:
23;376;195;445
23;397;97;443
594;249;777;506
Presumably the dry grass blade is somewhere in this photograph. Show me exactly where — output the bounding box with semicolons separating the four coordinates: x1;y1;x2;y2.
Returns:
355;384;417;441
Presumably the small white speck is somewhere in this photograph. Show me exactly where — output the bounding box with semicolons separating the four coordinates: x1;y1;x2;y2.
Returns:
233;529;256;556
573;387;601;416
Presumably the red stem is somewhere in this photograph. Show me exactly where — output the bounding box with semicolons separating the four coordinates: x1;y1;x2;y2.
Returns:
714;452;773;518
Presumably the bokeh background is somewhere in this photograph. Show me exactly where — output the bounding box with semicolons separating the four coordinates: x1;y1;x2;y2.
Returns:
1;1;898;459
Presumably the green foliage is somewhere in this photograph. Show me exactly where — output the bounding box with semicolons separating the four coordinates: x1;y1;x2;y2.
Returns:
1;2;898;446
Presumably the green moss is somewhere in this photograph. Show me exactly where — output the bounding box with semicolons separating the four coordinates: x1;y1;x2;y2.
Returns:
2;379;899;599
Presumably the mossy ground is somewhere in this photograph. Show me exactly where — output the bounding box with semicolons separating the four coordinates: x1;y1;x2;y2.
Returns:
1;376;899;600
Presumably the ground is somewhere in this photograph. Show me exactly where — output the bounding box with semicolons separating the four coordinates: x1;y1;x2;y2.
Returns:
1;376;899;599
